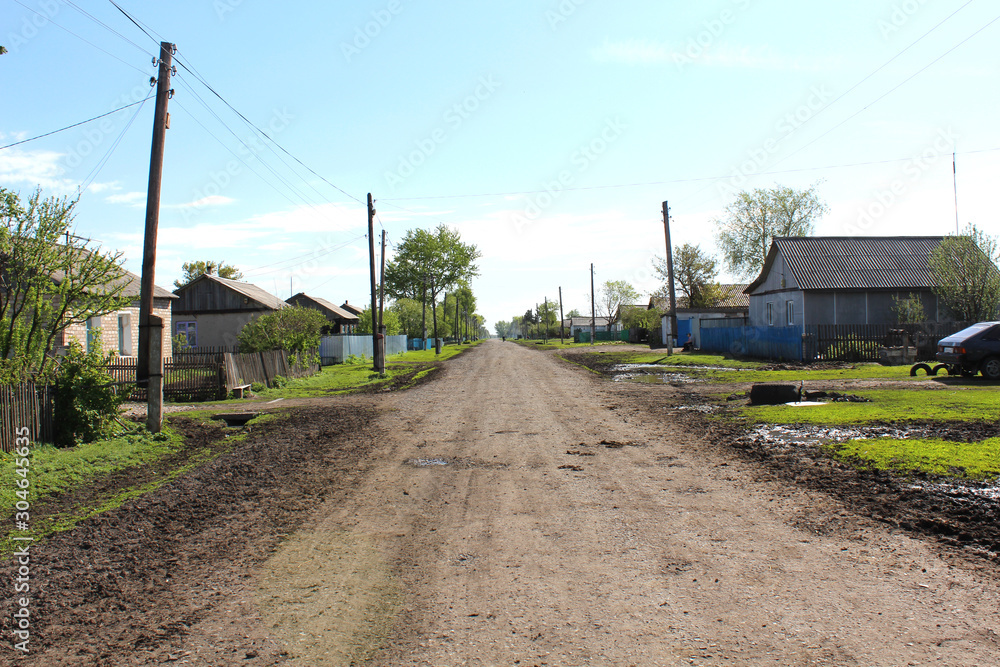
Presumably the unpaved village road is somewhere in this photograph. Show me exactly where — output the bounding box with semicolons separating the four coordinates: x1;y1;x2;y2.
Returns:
258;340;1000;666
6;340;1000;666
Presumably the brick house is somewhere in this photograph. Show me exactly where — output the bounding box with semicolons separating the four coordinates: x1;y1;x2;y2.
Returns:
56;268;176;357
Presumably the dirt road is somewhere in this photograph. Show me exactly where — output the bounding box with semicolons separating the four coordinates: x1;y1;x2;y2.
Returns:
257;340;1000;666
6;340;1000;665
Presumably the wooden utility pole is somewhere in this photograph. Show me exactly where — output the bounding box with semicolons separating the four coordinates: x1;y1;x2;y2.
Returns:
662;201;678;355
543;297;549;343
590;263;596;346
377;228;386;373
367;194;381;373
558;286;564;343
138;41;174;433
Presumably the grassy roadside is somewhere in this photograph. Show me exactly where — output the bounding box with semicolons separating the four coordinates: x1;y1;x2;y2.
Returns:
737;385;1000;483
515;339;626;352
570;348;1000;484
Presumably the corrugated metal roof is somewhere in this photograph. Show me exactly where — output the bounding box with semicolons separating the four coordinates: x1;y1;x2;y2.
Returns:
748;236;947;292
51;266;176;299
649;284;749;310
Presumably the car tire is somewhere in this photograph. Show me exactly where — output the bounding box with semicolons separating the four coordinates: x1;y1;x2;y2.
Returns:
931;364;949;376
910;363;931;376
981;356;1000;381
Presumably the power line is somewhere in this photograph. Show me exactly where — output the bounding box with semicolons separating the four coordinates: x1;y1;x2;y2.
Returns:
10;0;151;72
78;89;154;195
0;98;149;150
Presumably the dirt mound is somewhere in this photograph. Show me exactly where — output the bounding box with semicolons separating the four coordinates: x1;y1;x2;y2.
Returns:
0;405;378;665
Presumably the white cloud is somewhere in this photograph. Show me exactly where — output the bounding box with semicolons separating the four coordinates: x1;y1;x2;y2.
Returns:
171;195;235;209
106;191;146;207
0;148;76;192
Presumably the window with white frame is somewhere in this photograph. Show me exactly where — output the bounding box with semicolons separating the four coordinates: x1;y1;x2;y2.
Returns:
766;302;774;326
175;321;197;349
117;313;133;356
786;300;794;326
86;315;102;353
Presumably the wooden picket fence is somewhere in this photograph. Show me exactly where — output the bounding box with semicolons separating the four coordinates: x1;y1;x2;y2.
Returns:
0;383;55;452
106;348;320;400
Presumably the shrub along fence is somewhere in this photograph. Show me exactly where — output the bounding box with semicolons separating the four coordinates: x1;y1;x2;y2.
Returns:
0;383;55;452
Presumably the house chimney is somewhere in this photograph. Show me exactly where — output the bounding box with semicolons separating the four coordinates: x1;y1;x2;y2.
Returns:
206;262;215;276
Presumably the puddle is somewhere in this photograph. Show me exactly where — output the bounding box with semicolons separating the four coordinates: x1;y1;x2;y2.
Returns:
673;404;717;413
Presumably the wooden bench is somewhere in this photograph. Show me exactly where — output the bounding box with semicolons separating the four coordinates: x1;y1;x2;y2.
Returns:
231;384;252;398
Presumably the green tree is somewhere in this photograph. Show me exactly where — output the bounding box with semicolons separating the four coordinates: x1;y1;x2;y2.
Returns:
892;293;926;324
598;280;641;325
929;223;1000;321
237;306;328;357
494;320;512;338
390;298;424;338
173;260;243;288
357;306;402;335
565;308;582;318
654;244;720;308
384;225;480;345
53;342;130;446
715;184;828;279
0;187;130;382
621;305;660;330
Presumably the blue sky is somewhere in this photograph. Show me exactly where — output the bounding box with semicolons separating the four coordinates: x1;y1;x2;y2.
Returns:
2;1;999;330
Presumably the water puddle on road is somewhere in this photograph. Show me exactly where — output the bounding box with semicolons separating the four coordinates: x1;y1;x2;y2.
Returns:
405;457;451;467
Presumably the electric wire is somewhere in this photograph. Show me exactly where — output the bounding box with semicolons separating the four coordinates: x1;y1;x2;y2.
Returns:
10;0;151;73
61;0;154;55
78;88;154;195
768;11;1000;174
0;98;150;150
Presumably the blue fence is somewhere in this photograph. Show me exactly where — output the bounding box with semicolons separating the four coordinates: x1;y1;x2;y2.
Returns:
319;334;408;365
699;325;803;362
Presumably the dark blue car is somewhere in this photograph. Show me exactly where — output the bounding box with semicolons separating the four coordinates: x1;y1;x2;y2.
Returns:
936;321;1000;380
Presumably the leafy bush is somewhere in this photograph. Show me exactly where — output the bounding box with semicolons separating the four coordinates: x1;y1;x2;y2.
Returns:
53;343;131;447
237;306;328;354
344;354;368;365
271;375;289;388
250;382;265;393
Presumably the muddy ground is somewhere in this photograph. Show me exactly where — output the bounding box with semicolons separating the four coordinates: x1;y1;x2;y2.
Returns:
3;341;1000;665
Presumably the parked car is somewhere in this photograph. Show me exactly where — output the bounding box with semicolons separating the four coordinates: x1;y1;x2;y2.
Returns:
936;321;1000;380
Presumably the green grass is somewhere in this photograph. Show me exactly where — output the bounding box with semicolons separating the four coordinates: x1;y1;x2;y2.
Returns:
0;429;183;513
514;339;622;352
742;388;1000;425
825;437;1000;481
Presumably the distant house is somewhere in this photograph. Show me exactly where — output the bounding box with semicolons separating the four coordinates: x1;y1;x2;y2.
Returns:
562;316;611;337
286;293;359;334
611;304;649;332
57;267;175;358
652;284;750;348
744;236;957;328
172;273;287;349
340;301;363;318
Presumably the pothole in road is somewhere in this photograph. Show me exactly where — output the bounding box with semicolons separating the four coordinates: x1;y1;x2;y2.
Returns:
406;457;451;467
404;457;510;470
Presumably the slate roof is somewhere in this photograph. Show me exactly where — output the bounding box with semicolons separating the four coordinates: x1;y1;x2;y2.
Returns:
287;293;358;321
747;236;949;293
648;284;749;311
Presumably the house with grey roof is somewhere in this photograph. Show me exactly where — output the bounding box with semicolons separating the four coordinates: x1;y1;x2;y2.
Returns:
650;284;750;348
172;273;288;349
57;267;176;357
745;236;952;328
286;292;359;333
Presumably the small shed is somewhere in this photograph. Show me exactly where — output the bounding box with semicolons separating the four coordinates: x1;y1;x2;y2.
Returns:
286;293;360;333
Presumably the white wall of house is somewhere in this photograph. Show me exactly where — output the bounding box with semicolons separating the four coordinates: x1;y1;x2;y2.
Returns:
60;298;172;357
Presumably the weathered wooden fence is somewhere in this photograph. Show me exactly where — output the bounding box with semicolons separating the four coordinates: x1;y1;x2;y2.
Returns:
0;383;55;452
222;349;319;391
109;348;320;399
805;321;972;362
